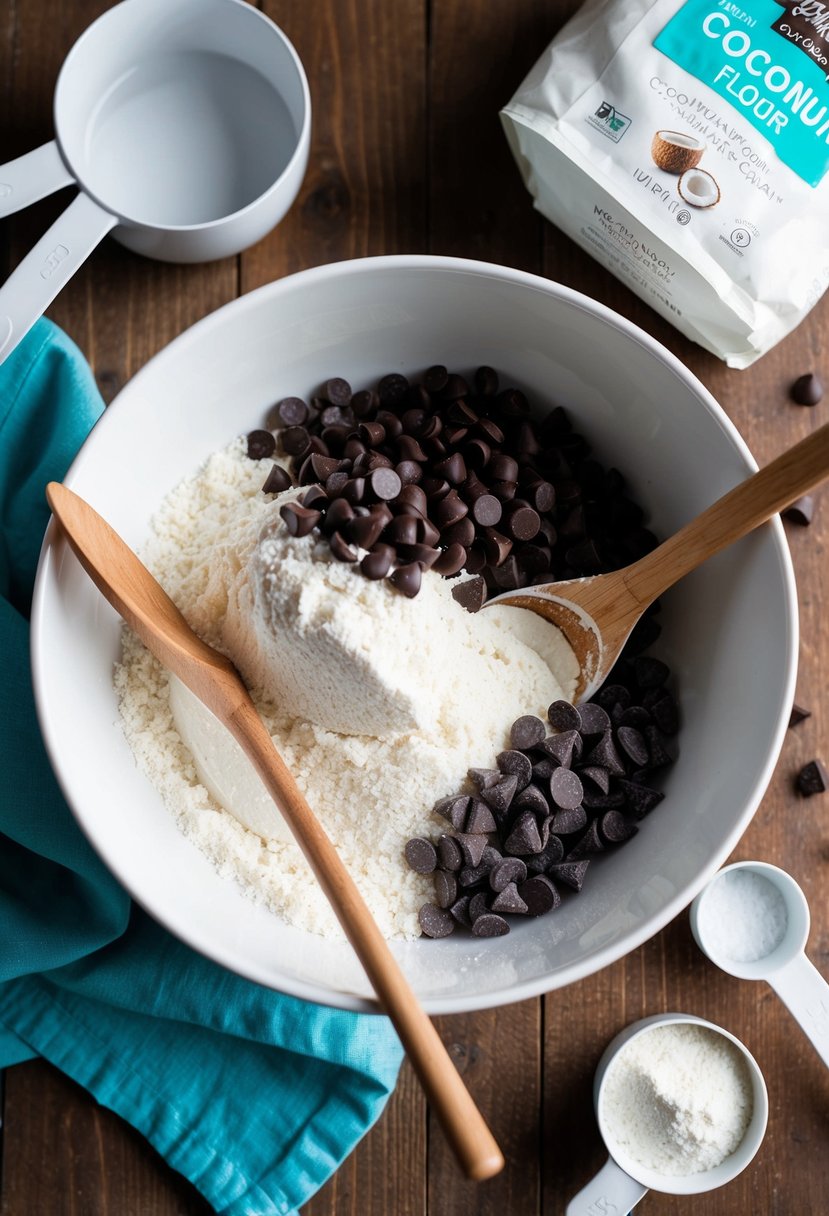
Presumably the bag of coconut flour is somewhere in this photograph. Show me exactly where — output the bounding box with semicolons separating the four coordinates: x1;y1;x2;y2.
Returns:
501;0;829;367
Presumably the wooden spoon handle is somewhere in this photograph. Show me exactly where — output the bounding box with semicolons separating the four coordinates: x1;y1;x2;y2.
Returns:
624;420;829;607
226;698;505;1182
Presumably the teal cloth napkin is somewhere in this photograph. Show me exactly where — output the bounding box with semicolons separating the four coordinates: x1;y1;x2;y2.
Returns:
0;319;404;1216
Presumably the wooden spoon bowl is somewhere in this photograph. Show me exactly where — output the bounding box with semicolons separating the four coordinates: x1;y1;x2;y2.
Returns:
488;422;829;702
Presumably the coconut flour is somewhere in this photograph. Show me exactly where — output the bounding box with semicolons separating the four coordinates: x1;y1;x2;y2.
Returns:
114;439;577;941
502;0;829;367
601;1022;753;1175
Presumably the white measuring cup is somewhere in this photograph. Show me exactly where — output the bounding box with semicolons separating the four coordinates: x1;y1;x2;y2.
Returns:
566;1013;768;1214
0;0;310;364
691;860;829;1069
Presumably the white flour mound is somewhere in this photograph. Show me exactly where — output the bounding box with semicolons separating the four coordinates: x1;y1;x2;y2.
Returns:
115;439;578;941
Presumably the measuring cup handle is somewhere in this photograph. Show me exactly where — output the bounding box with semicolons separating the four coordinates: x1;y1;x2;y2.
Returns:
768;953;829;1070
566;1155;648;1216
0;141;75;220
0;192;117;365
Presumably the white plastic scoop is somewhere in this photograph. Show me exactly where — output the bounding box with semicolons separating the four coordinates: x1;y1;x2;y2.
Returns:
691;860;829;1070
566;1013;768;1214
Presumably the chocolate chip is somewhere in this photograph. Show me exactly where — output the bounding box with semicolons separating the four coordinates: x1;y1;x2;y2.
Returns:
281;425;311;457
549;767;584;810
504;812;543;856
273;396;308;427
280;502;321;537
434;870;458;909
481;775;519;814
539;730;581;768
432;490;469;528
649;693;679;736
489;857;528;892
456;832;489;867
505;502;540;541
496;750;533;789
389;561;422;598
512;783;550;818
347;513;385;550
471;494;502;527
419;904;454;938
510;715;546;750
577;702;611;736
791;372;823;406
599;810;638;845
423;364;449;393
474;365;499;396
405;837;437;874
617;779;665;819
433;794;470;830
797;759;829;796
437;834;463;871
549;806;587;836
329;531;358;562
451;575;486;613
262;464;293;495
566;819;605;860
783;495;814;526
469;767;501;791
583;731;626;778
634;656;670;689
369;466;402;501
548;860;590;892
471;912;510;937
616;725;649;768
481;527;513;566
324;377;352;406
644;725;673;770
247;429;276;460
379;373;409;405
323;497;355;533
491;882;529;915
517;875;560;916
789;702;811;728
465;799;498;835
341;477;367;504
548;700;581;732
360;544;394;580
468;891;490;921
450;895;473;927
432;543;467;576
579;765;610;794
525;834;564;874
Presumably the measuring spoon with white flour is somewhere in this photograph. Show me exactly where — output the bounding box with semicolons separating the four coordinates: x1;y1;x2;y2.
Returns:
566;1013;767;1214
691;860;829;1070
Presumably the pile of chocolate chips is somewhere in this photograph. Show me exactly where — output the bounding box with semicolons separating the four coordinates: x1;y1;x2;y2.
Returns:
406;655;678;939
251;366;660;599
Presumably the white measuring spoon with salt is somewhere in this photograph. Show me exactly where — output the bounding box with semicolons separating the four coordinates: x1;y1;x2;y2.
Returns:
691;860;829;1070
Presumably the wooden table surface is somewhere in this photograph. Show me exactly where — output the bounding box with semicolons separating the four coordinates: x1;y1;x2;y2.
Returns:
2;2;828;1212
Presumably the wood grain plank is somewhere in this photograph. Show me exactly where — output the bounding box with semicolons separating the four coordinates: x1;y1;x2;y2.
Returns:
244;0;429;293
1;1062;212;1216
427;0;556;272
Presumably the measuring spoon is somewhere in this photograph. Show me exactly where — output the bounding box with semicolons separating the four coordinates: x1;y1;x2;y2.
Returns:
566;1013;768;1214
691;860;829;1070
488;420;829;702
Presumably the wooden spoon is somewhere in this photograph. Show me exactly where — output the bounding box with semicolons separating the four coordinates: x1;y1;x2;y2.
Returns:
488;421;829;703
45;481;505;1183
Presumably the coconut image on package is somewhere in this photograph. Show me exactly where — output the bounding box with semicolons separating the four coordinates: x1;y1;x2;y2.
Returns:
501;0;829;367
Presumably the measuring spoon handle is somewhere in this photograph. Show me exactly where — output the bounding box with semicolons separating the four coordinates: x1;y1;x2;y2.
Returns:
767;953;829;1070
0;141;75;220
0;191;117;365
566;1155;648;1215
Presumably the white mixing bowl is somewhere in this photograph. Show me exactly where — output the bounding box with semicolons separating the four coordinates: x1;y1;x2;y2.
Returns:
31;256;798;1014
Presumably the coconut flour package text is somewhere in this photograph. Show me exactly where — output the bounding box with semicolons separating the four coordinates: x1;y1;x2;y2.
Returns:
502;0;829;367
